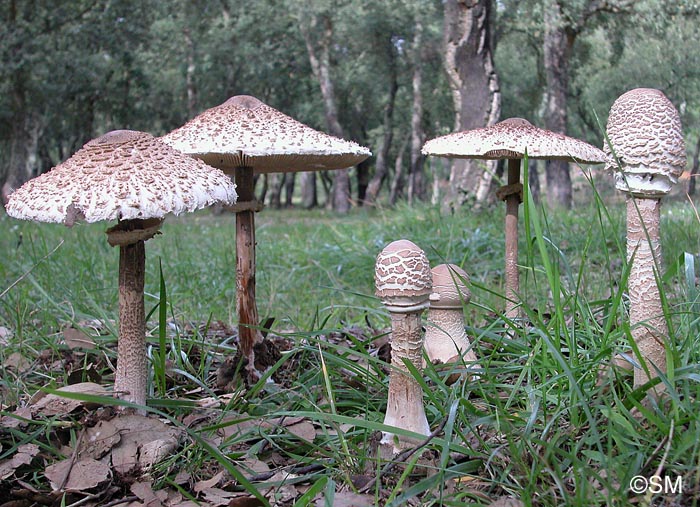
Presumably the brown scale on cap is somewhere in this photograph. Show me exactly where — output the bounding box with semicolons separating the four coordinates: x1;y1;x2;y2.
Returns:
374;239;433;303
161;95;371;174
604;88;686;196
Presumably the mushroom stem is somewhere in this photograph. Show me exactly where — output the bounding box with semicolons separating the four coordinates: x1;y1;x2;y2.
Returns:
234;166;261;373
382;310;430;449
504;158;521;320
425;308;479;366
114;238;148;407
627;196;667;395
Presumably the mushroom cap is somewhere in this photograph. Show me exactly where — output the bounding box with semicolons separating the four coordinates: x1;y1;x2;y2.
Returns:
375;239;432;311
160;95;371;174
6;130;238;224
422;118;606;163
429;264;471;309
604;88;686;197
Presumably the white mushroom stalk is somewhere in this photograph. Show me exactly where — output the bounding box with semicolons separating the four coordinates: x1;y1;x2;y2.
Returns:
6;130;237;408
161;95;371;382
375;239;433;453
422;118;606;321
425;264;480;377
604;88;686;396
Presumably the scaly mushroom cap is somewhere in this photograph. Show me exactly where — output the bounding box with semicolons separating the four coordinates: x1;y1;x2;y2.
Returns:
160;95;371;174
422;118;606;163
604;88;687;197
6;130;237;224
375;239;432;312
429;264;471;309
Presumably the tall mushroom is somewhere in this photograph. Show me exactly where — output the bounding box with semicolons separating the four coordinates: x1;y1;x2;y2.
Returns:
424;264;479;374
604;88;686;395
161;95;371;379
422;118;606;320
375;239;432;453
6;130;238;407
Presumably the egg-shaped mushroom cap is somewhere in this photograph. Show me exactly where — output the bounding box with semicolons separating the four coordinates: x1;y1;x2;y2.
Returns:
429;264;471;309
422;118;606;163
161;95;371;174
6;130;237;225
604;88;687;197
375;240;432;311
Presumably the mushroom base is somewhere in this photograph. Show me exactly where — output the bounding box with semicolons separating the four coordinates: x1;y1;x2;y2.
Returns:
425;308;479;369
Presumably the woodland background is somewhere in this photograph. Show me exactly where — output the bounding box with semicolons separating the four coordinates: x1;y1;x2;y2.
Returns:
1;0;699;212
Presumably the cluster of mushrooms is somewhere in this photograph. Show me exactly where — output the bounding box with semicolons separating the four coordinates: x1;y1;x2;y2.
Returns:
4;87;686;440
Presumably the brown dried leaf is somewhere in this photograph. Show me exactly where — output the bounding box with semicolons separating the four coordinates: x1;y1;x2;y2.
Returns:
314;491;375;507
31;382;108;417
0;443;40;480
5;352;31;372
131;480;168;506
283;420;316;442
79;420;121;460
44;457;111;491
0;406;32;429
63;327;96;349
194;470;225;493
109;415;181;475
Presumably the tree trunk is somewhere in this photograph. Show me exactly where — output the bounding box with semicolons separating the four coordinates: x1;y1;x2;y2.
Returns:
300;12;351;213
183;27;198;118
389;134;410;205
408;18;426;204
267;173;283;209
356;158;371;204
365;40;398;205
300;172;317;209
442;0;501;209
543;0;574;209
284;173;295;207
689;135;699;196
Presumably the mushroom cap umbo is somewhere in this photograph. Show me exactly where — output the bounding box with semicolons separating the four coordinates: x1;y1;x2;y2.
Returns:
422;118;606;163
429;264;471;310
6;130;238;225
161;95;371;174
375;239;432;312
604;88;687;197
7;130;236;225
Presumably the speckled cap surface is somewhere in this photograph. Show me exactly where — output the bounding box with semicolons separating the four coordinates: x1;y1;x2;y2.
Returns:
161;95;371;174
429;264;471;309
422;118;606;163
375;239;432;311
604;88;686;196
6;130;238;224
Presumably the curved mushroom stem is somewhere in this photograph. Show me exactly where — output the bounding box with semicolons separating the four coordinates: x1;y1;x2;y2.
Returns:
234;166;262;378
425;308;479;367
114;238;148;408
382;309;430;452
504;158;522;320
627;196;668;396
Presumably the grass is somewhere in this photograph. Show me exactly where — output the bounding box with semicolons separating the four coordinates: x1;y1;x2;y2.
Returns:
1;174;700;506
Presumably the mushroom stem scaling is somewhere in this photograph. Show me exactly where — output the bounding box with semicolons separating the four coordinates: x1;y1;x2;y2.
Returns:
234;166;260;371
504;158;521;319
375;239;432;453
111;230;149;406
627;197;667;392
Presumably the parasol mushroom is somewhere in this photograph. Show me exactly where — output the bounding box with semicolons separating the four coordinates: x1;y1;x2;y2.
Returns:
161;95;370;380
6;130;238;407
424;264;480;378
422;118;606;320
375;239;432;453
604;88;686;396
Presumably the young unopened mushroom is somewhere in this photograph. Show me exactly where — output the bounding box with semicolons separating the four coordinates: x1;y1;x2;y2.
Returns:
422;119;606;320
424;264;479;378
161;95;371;379
375;239;432;453
6;130;237;407
604;88;687;395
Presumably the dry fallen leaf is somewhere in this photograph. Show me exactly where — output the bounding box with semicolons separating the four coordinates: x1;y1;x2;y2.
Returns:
79;419;121;460
63;326;96;349
314;491;375;507
0;443;40;480
44;457;111;491
31;382;108;417
109;415;181;475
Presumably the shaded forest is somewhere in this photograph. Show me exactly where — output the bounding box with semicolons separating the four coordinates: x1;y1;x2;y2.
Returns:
2;0;699;210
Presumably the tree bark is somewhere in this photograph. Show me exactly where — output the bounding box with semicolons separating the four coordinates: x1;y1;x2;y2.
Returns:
442;0;501;209
364;47;398;205
408;18;426;204
300;172;317;209
300;12;350;213
689;135;699;196
542;0;573;208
